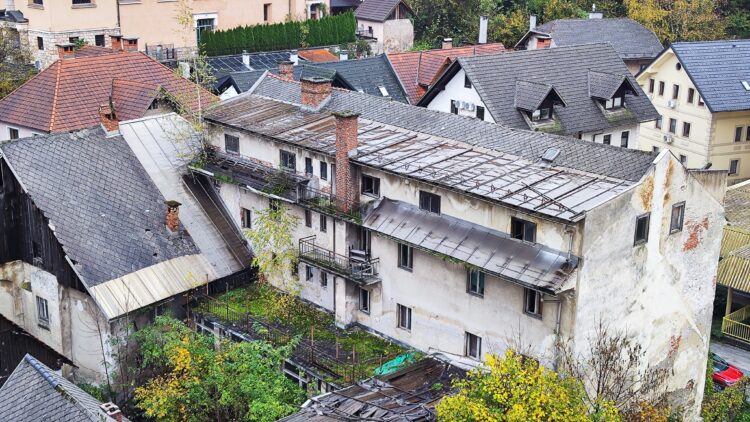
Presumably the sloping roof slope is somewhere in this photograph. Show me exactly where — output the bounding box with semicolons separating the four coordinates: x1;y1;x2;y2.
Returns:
110;79;160;121
453;43;658;134
387;43;506;104
0;51;216;133
526;18;663;59
0;354;130;422
355;0;409;22
1;126;199;286
725;180;750;231
298;48;339;63
208;50;293;76
718;226;750;292
670;40;750;113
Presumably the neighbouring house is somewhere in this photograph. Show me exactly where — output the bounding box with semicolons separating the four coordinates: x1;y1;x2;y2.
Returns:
419;43;658;148
0;315;71;387
201;73;726;419
331;0;360;14
515;10;663;75
0;38;216;141
0;354;129;421
387;42;505;104
355;0;414;53
0;114;251;382
636;40;750;184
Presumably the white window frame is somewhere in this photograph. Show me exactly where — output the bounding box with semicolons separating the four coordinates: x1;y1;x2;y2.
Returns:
8;126;19;140
358;287;370;314
36;296;49;327
397;303;411;331
465;332;481;360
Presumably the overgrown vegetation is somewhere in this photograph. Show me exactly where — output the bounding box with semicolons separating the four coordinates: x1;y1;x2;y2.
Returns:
0;27;36;99
701;355;750;422
244;203;299;288
200;12;357;56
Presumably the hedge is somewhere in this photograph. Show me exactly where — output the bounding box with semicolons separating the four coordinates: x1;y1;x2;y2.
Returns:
200;12;357;56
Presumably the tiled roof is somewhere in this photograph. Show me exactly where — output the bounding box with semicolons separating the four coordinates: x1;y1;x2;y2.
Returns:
0;51;216;133
0;127;199;286
355;0;409;22
718;226;750;292
387;43;506;104
670;40;750;113
216;70;268;94
525;18;663;59
453;44;658;135
0;354;131;422
298;49;339;63
111;79;160;121
725;180;750;231
73;45;119;58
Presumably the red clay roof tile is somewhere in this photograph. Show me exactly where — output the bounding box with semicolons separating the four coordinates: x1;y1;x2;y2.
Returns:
299;49;339;63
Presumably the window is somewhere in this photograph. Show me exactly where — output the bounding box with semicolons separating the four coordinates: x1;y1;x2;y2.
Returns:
304;209;312;227
69;36;79;44
476;105;485;120
398;243;413;271
419;191;441;214
640;64;647;71
670;202;685;233
241;208;251;229
668;118;677;134
32;0;43;4
687;88;695;104
698;96;705;106
196;18;215;43
735;127;743;143
532;107;551;121
280;150;296;171
397;304;412;330
634;213;650;245
682;122;691;138
464;74;471;88
465;332;481;360
36;36;43;50
648;78;655;94
747;126;750;142
36;296;49;328
263;3;271;21
8;128;19;140
524;288;542;317
652;146;660;153
658;81;665;96
361;174;380;197
320;272;328;288
592;134;597;143
319;214;327;232
655;115;662;129
320;161;328;181
604;96;623;109
467;269;485;297
730;159;740;176
358;287;370;313
620;131;630;148
672;84;680;100
224;134;239;154
450;100;458;115
511;217;536;242
269;198;280;211
305;265;313;281
305;157;313;175
72;0;92;4
95;34;105;47
679;154;687;165
378;86;389;97
602;134;611;145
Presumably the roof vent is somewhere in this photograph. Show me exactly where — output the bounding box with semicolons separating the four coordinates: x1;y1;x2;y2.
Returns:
378;86;389;97
742;81;750;91
541;147;560;162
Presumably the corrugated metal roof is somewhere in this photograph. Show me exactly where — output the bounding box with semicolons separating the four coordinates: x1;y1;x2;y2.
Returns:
363;198;578;293
717;226;750;292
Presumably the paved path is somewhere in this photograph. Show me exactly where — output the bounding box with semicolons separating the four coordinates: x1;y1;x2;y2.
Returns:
711;340;750;375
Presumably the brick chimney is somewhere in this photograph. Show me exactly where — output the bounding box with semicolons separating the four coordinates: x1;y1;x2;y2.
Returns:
56;43;75;60
100;403;123;422
99;103;118;132
278;60;294;80
122;36;139;52
300;77;332;109
165;200;181;233
442;38;453;49
334;111;359;212
110;34;123;51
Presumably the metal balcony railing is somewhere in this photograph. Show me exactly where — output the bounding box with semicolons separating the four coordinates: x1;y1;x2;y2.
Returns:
299;185;361;223
299;236;379;284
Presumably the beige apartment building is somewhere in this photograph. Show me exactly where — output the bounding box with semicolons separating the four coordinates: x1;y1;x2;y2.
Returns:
637;40;750;184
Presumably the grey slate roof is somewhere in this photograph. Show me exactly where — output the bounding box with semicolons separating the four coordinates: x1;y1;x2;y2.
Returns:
355;0;406;22
670;40;750;113
216;69;268;94
523;18;663;59
0;127;198;286
453;43;659;135
0;354;130;422
588;70;633;100
251;75;656;183
514;80;561;111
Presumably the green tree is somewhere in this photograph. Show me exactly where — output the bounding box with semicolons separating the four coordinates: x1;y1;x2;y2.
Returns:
244;203;299;288
0;27;35;99
625;0;726;43
133;316;304;422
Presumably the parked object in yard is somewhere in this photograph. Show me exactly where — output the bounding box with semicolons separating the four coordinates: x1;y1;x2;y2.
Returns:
711;352;744;388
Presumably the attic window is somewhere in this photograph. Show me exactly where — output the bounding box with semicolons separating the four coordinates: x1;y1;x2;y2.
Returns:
541;147;560;162
604;96;624;110
532;107;551;121
743;81;750;91
147;100;158;110
378;86;389;97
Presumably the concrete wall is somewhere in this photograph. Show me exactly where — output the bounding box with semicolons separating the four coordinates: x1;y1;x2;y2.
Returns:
382;19;413;54
574;153;726;419
13;0;118;33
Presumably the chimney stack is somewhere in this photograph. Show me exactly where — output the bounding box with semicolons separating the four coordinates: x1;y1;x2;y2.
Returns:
339;50;349;61
529;15;537;30
122;36;139;52
100;403;123;422
165;200;181;233
589;3;603;19
290;50;299;65
56;43;75;60
278;60;294;81
242;50;251;69
300;77;332;109
441;38;453;49
99;103;119;132
478;16;488;44
110;34;123;51
334;111;360;212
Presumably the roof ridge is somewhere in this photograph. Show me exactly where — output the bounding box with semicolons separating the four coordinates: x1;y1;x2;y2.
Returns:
48;59;63;131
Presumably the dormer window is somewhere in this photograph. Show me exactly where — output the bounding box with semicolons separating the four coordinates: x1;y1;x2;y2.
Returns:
532;107;552;121
588;70;637;112
604;96;624;110
514;80;565;126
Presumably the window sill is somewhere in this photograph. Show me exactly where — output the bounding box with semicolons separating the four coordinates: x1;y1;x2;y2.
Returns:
523;311;542;320
72;3;96;9
633;240;647;247
27;4;43;9
670;228;682;235
362;192;380;199
38;322;50;330
467;291;484;299
397;265;413;272
359;309;370;315
397;326;411;332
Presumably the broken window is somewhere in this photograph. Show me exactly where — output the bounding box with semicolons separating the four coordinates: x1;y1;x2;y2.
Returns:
397;304;411;330
36;296;49;328
634;213;650;245
670;202;685;233
224;134;239;154
398;243;413;271
465;332;481;360
361;174;380;197
467;269;485;297
419;191;440;214
280;150;296;171
511;217;536;242
524;288;542;317
358;287;370;313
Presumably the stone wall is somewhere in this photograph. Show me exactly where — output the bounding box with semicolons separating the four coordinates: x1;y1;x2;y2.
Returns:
24;27;121;69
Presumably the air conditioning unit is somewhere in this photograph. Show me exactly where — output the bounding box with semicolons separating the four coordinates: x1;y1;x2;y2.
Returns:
460;101;475;111
666;99;676;109
663;134;674;144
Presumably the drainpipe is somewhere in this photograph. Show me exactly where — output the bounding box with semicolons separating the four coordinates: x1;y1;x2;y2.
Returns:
543;295;564;371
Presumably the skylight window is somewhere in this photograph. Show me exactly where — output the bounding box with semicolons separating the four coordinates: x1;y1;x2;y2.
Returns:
743;81;750;91
541;147;560;162
378;86;389;97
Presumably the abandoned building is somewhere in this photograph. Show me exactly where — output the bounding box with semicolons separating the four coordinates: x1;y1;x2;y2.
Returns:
197;71;727;419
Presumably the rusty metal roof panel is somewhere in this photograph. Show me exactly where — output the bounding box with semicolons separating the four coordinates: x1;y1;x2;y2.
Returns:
364;198;578;292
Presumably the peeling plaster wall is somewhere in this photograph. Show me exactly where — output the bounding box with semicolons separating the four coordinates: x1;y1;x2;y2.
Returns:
382;19;413;54
575;153;726;419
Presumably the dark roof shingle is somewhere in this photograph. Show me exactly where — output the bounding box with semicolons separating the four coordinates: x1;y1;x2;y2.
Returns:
354;0;407;22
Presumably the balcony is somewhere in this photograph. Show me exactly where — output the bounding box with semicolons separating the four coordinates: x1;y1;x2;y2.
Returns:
298;236;379;285
299;185;362;223
722;305;750;344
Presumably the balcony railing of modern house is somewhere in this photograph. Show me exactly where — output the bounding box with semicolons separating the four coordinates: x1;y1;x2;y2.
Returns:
299;185;362;223
722;305;750;343
299;236;380;284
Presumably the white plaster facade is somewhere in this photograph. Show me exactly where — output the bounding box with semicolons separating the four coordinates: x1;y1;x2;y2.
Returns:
0;121;45;141
357;18;413;54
